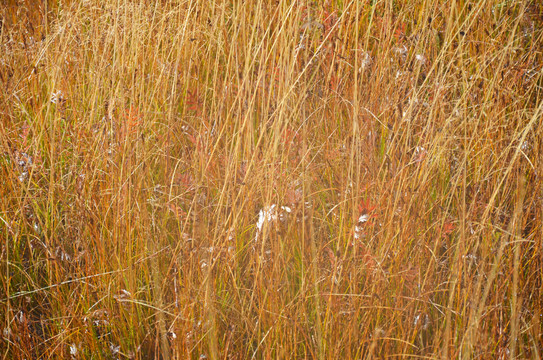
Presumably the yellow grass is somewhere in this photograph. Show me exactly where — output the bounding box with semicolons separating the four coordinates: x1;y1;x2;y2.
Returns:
1;0;542;358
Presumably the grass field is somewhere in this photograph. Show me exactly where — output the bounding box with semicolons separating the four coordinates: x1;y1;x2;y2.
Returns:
1;0;542;358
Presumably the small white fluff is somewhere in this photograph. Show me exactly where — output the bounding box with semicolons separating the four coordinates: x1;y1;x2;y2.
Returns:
255;204;292;241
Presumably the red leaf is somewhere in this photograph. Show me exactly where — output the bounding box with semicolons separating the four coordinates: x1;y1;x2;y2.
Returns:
394;22;407;42
442;221;455;237
358;199;377;216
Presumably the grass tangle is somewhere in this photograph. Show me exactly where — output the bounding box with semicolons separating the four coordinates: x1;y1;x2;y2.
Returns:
1;0;543;358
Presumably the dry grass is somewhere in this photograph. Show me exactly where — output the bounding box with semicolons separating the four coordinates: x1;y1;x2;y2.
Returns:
1;0;542;358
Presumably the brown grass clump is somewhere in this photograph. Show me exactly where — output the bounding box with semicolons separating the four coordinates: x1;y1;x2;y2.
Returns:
1;0;542;358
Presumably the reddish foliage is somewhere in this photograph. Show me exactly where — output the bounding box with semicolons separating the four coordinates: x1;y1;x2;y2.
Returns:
442;220;455;238
358;198;377;217
282;126;301;146
177;173;194;190
394;21;407;42
357;244;378;271
167;203;186;220
186;89;201;113
20;124;30;151
120;106;142;140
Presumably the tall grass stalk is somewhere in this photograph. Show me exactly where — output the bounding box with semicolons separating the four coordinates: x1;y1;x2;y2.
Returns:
1;0;542;358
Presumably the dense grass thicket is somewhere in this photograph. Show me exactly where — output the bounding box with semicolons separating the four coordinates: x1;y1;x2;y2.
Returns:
1;0;543;358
